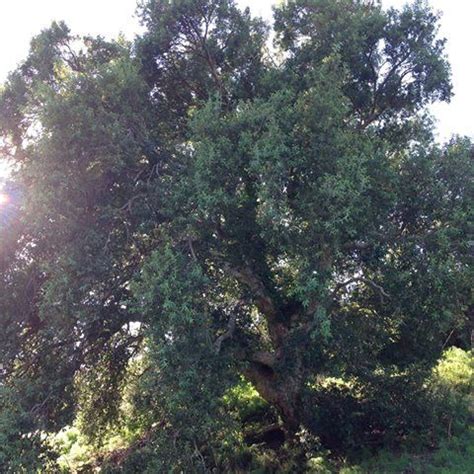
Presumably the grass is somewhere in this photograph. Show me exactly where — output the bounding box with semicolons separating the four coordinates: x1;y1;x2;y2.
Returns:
306;427;474;473
337;426;474;473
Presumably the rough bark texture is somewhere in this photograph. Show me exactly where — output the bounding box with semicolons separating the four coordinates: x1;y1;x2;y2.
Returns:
244;321;306;435
244;361;303;434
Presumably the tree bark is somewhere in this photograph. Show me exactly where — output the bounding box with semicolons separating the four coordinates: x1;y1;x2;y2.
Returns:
225;262;307;433
243;352;304;436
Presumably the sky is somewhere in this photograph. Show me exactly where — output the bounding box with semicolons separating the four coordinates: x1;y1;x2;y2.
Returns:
0;0;472;179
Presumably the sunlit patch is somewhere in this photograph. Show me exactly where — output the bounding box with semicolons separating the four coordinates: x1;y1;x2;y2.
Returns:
0;193;9;206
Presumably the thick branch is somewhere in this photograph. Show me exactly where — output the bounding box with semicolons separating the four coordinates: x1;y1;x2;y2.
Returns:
250;350;278;368
224;264;278;319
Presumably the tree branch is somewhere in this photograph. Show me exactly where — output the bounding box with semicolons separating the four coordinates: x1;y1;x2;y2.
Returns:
333;277;390;300
250;350;278;368
214;310;238;354
224;263;278;319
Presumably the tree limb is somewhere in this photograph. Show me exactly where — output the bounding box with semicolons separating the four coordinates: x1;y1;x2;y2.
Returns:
223;263;278;319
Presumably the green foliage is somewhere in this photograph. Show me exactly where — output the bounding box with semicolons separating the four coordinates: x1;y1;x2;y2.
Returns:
304;348;473;458
0;386;58;472
223;379;273;425
428;347;474;439
0;0;472;470
335;427;474;474
303;374;431;453
433;347;473;396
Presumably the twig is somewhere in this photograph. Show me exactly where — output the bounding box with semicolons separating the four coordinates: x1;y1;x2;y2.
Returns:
187;236;197;261
441;329;455;350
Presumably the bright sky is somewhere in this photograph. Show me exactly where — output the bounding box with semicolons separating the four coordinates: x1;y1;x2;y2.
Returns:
0;0;472;179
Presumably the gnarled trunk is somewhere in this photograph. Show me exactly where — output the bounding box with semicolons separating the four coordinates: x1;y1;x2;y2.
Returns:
227;263;309;434
243;350;305;435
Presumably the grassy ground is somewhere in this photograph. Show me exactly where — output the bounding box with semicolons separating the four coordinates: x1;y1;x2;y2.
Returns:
307;427;474;473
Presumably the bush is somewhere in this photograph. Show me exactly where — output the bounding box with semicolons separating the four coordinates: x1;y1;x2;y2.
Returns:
428;347;473;439
303;348;473;455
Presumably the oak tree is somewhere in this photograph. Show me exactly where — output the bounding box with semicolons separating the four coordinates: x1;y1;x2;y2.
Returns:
0;0;472;469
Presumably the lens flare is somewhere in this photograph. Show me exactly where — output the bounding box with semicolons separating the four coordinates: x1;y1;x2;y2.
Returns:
0;193;9;205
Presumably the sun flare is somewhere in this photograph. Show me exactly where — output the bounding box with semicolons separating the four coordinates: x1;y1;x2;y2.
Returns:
0;193;9;206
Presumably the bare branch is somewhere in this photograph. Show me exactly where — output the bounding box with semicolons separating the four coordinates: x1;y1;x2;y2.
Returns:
333;277;390;300
214;311;237;354
187;236;197;261
119;194;146;213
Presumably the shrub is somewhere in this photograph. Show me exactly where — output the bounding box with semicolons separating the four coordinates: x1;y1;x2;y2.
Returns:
303;348;473;455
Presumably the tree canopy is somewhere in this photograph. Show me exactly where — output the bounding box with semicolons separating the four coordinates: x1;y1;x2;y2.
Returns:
0;0;472;471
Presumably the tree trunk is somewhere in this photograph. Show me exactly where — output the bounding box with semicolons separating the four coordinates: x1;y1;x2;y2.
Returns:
243;355;304;436
226;263;308;434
